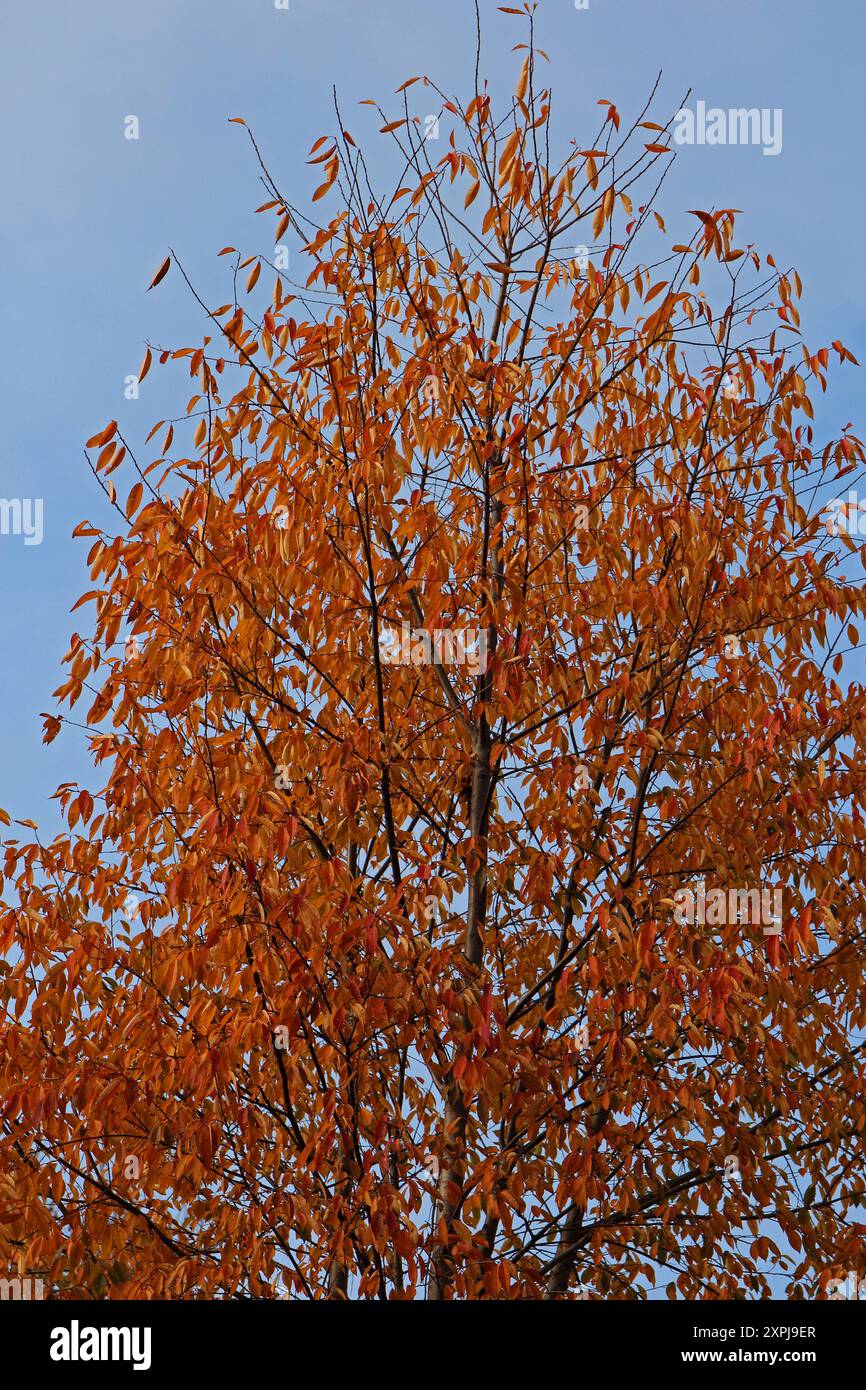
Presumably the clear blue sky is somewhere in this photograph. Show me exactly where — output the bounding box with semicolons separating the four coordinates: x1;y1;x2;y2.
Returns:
1;0;863;830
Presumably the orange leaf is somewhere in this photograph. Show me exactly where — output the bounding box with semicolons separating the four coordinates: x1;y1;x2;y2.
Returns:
147;256;171;291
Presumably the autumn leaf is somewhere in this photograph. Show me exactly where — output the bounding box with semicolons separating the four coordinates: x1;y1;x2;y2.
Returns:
147;255;171;291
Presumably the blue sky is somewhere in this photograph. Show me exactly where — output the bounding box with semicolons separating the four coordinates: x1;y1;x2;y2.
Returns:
0;0;863;831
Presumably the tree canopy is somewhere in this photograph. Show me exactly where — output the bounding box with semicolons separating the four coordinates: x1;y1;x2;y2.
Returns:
2;10;865;1300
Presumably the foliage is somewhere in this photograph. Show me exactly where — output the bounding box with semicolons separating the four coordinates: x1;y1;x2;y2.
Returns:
2;9;865;1300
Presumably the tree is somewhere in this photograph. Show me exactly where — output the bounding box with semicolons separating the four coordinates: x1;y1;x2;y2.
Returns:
2;7;865;1301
